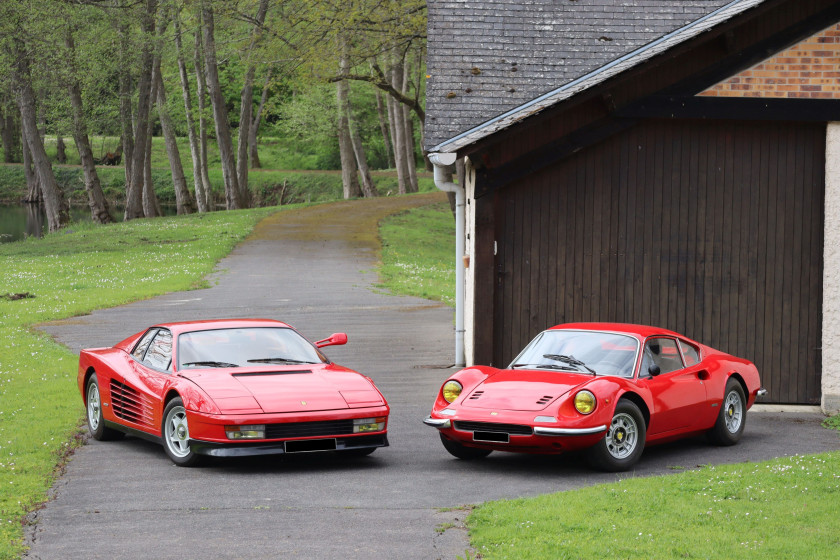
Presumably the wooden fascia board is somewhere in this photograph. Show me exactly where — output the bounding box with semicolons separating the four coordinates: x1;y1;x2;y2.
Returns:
619;96;840;121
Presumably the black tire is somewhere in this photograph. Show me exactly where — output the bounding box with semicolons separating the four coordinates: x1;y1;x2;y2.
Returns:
161;397;203;467
707;378;746;446
85;374;125;441
439;433;493;460
586;399;646;472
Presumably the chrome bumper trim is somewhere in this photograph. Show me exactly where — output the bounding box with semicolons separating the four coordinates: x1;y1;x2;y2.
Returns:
423;417;451;429
534;425;608;436
757;388;768;397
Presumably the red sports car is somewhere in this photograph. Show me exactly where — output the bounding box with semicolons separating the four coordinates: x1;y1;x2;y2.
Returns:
424;323;766;471
78;319;389;466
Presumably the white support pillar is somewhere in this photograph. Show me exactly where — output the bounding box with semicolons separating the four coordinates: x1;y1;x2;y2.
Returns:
464;158;477;366
823;123;840;415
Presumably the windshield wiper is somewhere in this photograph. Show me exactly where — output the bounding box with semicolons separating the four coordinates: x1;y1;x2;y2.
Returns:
182;361;239;368
246;357;318;365
543;354;596;375
511;363;579;371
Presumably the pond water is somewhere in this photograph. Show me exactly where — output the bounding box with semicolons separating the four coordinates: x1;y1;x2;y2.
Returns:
0;203;175;243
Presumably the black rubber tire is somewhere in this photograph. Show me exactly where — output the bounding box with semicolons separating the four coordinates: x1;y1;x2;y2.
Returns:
161;397;203;467
439;433;493;460
585;399;646;472
85;374;125;441
707;378;747;446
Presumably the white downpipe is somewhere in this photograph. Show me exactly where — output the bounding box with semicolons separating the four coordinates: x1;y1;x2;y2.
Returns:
428;152;465;367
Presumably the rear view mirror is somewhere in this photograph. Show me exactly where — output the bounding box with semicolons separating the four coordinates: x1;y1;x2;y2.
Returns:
648;364;661;377
315;333;348;348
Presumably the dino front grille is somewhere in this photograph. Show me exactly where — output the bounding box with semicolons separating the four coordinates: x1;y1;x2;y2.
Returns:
109;380;154;428
453;421;533;436
265;419;355;439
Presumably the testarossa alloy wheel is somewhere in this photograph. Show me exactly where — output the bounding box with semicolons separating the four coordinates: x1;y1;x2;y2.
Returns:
162;397;203;467
85;373;124;441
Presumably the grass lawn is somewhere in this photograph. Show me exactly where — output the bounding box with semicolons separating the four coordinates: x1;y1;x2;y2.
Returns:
0;206;275;559
378;201;455;306
467;451;840;559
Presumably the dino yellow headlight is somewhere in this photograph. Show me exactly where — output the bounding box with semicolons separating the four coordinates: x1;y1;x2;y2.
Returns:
442;380;463;403
574;390;596;414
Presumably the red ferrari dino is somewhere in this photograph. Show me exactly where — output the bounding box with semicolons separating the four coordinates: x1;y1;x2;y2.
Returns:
78;319;389;466
425;323;766;471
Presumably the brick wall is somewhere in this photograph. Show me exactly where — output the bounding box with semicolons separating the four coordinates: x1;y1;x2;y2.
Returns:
698;23;840;99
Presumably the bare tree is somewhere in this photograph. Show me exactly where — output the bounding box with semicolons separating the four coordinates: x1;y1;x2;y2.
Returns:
193;27;214;210
201;1;245;210
155;66;195;214
11;39;68;231
65;28;114;224
235;0;270;208
173;7;207;212
124;0;159;221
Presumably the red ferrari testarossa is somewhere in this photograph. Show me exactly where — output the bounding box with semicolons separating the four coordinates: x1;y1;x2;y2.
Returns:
78;319;389;466
425;323;766;471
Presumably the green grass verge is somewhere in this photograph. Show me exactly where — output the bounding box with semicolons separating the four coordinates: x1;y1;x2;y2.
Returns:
378;201;455;306
468;452;840;559
0;207;276;559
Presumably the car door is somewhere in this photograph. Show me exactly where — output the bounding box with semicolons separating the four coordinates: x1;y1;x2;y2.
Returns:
118;328;174;434
639;336;709;436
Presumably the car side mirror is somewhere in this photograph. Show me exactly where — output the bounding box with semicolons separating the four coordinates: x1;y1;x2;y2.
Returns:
648;364;661;377
315;333;348;348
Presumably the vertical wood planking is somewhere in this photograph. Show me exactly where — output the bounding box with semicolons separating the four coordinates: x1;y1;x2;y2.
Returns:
488;118;823;403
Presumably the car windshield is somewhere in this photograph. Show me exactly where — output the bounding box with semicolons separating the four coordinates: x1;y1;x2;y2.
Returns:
177;327;325;369
510;330;639;378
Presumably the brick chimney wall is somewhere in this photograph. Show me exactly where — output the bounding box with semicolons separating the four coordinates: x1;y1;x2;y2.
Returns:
698;23;840;99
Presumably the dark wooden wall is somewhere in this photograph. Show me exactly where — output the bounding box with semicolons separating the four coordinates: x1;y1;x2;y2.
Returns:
486;118;824;404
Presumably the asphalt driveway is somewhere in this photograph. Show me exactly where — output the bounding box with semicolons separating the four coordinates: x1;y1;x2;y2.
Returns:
27;193;840;559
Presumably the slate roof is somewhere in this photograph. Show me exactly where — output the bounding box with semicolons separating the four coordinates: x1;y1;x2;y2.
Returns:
425;0;766;152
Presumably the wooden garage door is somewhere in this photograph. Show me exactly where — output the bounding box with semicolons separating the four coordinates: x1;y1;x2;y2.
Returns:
492;118;824;404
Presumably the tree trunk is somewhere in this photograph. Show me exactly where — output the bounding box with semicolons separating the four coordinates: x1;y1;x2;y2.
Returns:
56;136;67;164
142;124;161;218
66;30;114;224
194;29;214;210
201;1;244;210
12;41;68;232
235;0;269;208
401;62;418;193
0;99;21;163
143;61;161;218
336;78;361;199
125;0;159;221
374;90;394;169
388;62;409;194
156;66;194;214
117;20;135;198
173;9;207;213
20;126;40;203
249;69;271;169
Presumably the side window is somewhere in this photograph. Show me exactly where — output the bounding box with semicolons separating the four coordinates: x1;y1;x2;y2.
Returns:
642;337;684;376
679;340;701;366
132;329;158;361
144;329;173;371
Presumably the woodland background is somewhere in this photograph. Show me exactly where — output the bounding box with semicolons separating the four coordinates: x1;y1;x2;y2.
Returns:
0;0;429;232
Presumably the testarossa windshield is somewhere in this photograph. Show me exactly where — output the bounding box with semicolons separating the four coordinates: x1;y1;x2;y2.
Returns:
510;330;640;378
177;327;327;369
